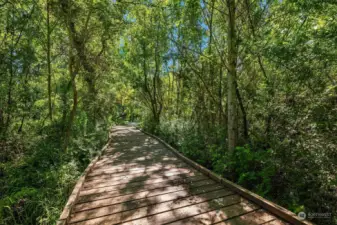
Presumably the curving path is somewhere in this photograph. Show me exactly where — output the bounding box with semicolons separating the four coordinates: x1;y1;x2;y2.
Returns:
59;126;309;225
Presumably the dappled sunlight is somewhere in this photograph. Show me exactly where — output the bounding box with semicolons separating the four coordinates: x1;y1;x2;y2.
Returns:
67;126;290;225
2;1;333;224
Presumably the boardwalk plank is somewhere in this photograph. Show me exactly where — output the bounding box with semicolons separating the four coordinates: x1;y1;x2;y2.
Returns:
79;174;206;197
118;199;258;225
64;126;293;225
167;201;260;225
215;209;279;225
74;183;224;212
88;160;185;176
78;179;215;204
261;219;290;225
83;168;195;188
86;163;189;180
70;189;234;224
82;171;202;190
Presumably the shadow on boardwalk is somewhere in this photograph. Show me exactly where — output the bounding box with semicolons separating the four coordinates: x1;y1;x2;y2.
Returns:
66;126;288;225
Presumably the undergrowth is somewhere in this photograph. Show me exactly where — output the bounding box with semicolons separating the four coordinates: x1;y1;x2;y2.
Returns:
0;124;109;225
145;118;336;225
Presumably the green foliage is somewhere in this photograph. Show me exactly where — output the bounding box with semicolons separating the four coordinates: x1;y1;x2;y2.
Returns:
141;114;161;134
229;146;276;197
0;124;108;224
150;117;336;225
0;0;336;224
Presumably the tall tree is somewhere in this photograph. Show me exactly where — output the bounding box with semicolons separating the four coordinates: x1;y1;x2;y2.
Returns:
226;0;238;153
47;0;53;120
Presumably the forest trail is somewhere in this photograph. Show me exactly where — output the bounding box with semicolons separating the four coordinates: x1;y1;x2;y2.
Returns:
2;1;335;224
59;126;303;225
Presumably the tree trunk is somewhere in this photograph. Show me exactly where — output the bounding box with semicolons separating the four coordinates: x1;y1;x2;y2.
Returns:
226;0;238;153
5;42;14;134
60;0;97;128
63;53;78;152
176;70;180;116
0;109;4;134
63;8;79;152
218;66;223;125
18;65;30;133
208;0;216;126
235;81;249;140
47;0;52;121
18;115;25;133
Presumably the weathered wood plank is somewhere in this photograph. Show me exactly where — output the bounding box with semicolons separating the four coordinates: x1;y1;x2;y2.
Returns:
79;174;206;197
118;199;258;225
82;170;202;190
87;163;189;179
78;178;215;204
59;126;313;225
70;188;234;224
215;209;280;225
167;202;261;225
83;167;196;188
74;183;224;212
87;162;186;177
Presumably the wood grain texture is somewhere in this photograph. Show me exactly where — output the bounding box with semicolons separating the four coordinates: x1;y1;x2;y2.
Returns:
58;126;309;225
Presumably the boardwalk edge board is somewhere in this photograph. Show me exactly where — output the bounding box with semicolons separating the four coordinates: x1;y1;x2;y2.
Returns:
57;135;113;225
139;128;314;225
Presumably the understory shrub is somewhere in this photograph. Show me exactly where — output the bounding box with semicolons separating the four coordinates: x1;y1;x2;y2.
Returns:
144;118;336;225
0;124;109;225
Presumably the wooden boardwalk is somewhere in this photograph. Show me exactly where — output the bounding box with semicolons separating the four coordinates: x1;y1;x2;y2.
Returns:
59;126;309;225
